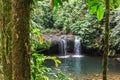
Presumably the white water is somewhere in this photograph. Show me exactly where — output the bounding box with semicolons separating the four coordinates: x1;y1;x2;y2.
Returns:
58;55;70;58
59;35;67;56
74;36;83;57
58;35;84;58
58;55;84;58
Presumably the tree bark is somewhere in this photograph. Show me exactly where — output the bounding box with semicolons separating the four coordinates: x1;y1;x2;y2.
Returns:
12;0;31;80
103;0;110;80
1;0;12;80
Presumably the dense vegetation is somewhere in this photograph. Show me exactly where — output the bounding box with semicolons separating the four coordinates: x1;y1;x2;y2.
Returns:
0;0;120;80
31;0;120;54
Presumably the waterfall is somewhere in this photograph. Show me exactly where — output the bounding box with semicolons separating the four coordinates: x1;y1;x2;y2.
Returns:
58;35;83;58
74;36;81;55
59;35;67;56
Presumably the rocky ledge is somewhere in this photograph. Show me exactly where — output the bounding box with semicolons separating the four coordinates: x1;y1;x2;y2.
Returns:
37;34;75;55
43;34;75;42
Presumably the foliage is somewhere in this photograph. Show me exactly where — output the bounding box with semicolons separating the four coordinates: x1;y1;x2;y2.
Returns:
41;28;59;34
31;53;60;80
87;0;105;21
86;0;120;54
50;0;68;9
53;0;120;52
109;8;120;54
31;0;54;29
31;53;73;80
30;25;52;53
53;0;88;32
53;0;104;49
80;14;103;49
30;25;72;80
31;0;120;52
87;0;120;21
49;68;72;80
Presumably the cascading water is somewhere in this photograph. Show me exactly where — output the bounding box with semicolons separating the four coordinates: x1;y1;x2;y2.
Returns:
73;36;83;57
59;35;83;58
59;35;67;56
74;36;81;55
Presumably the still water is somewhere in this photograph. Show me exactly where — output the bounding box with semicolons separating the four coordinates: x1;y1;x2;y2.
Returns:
44;56;120;79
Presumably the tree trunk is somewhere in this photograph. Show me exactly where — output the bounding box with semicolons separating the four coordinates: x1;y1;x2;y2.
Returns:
1;0;12;80
12;0;31;80
103;0;110;80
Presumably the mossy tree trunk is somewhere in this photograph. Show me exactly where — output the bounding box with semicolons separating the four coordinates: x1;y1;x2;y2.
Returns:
0;0;2;50
103;0;110;80
12;0;31;80
1;0;12;80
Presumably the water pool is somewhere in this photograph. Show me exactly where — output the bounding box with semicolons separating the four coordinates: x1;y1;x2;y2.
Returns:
44;56;120;79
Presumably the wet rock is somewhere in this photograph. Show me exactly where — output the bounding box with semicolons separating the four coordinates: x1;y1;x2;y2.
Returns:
43;34;74;42
38;34;75;55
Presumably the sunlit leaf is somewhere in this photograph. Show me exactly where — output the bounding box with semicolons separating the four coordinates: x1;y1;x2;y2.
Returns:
39;33;44;44
90;5;97;14
110;0;113;4
51;0;68;8
55;61;59;68
33;28;39;33
87;0;98;7
97;5;105;21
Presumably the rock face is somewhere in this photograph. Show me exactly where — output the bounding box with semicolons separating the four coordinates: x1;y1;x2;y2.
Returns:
43;34;74;42
39;34;119;56
38;34;75;55
39;34;103;56
82;44;102;56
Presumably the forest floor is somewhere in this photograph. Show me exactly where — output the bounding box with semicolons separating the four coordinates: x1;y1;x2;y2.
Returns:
83;73;120;80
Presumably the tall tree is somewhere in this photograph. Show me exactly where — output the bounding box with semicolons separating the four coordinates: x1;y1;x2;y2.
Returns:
12;0;31;80
0;0;2;53
1;0;12;80
103;0;110;80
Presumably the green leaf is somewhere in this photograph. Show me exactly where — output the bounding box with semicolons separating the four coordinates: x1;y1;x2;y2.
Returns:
110;0;113;4
53;0;68;8
110;4;115;10
114;0;120;6
58;0;63;6
62;0;68;2
54;0;59;7
87;0;98;7
97;5;105;21
90;5;97;14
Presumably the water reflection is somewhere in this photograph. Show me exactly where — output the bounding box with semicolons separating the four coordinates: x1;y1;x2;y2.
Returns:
44;57;120;78
74;58;81;74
